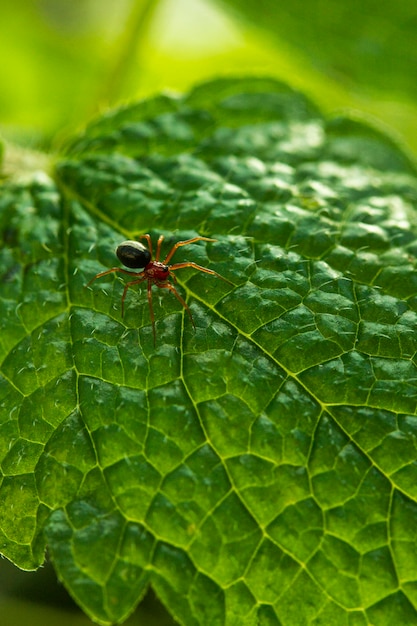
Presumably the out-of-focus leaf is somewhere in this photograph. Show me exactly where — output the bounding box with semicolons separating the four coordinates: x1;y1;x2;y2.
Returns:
217;0;417;99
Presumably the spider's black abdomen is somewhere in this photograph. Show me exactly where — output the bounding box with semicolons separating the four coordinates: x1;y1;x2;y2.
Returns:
116;240;151;269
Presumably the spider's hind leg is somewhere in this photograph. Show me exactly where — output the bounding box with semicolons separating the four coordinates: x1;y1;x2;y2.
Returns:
120;274;147;317
86;267;143;287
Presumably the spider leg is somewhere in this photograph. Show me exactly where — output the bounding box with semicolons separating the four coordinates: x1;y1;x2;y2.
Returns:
163;237;217;264
139;234;153;258
157;281;195;328
86;267;144;287
169;262;233;285
120;275;147;317
146;279;156;345
155;235;164;262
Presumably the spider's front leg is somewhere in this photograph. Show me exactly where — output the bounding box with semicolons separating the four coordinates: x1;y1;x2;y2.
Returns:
138;234;165;262
138;234;154;259
163;237;217;264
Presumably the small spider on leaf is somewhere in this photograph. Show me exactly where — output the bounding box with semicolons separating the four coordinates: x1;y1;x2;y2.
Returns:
87;234;233;344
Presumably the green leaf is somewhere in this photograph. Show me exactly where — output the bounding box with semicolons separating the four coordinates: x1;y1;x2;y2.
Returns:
2;77;417;625
217;0;417;101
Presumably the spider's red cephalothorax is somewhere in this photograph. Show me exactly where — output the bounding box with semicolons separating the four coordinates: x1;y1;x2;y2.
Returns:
87;234;232;343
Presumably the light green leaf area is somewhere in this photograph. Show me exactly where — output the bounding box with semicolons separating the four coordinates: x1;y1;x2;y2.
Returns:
2;78;417;625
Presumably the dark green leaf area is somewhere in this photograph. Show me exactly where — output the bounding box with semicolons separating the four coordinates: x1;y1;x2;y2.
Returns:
0;473;45;565
45;507;152;625
3;79;417;625
331;405;417;500
0;175;75;570
0;176;66;360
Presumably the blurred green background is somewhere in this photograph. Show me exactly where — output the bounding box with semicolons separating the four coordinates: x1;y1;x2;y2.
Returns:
1;0;417;624
1;0;417;154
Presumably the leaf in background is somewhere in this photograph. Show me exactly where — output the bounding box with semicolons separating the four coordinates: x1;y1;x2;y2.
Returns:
214;0;417;152
2;77;417;625
217;0;417;99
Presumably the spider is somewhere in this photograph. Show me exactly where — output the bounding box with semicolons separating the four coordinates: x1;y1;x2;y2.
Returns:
87;234;232;343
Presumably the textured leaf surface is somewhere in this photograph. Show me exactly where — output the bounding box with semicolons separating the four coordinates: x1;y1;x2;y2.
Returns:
2;78;417;625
